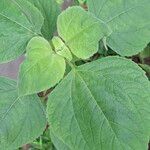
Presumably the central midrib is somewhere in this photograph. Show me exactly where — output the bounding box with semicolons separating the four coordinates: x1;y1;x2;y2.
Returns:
75;71;127;150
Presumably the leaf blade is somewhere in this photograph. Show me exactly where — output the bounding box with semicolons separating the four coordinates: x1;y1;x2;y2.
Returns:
18;36;66;96
87;0;150;56
0;0;44;63
57;6;109;59
47;56;150;150
28;0;60;40
0;77;46;150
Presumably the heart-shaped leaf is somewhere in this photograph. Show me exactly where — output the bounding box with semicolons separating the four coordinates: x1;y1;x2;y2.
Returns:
47;56;150;150
18;36;66;96
57;6;110;59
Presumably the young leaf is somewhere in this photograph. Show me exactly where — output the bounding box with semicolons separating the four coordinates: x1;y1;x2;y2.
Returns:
27;0;60;40
0;0;44;63
0;77;46;149
57;6;110;59
18;36;66;96
52;36;72;61
87;0;150;56
47;56;150;150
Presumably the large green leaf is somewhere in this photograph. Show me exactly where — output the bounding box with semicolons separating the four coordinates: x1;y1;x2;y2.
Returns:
28;0;60;40
0;77;46;149
0;0;44;63
18;36;66;96
47;56;150;150
87;0;150;56
57;6;109;59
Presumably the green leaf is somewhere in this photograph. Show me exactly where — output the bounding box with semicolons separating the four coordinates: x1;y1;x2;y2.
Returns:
0;77;46;149
27;0;60;40
87;0;150;56
18;36;66;96
50;131;70;150
55;0;63;4
0;0;44;63
47;56;150;150
52;36;72;61
57;6;109;59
